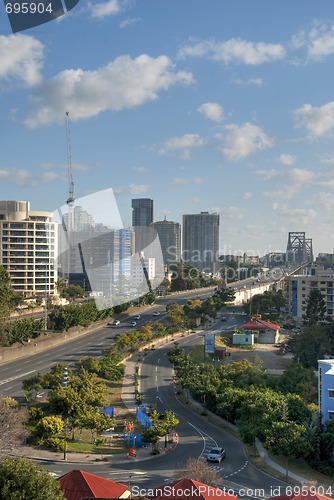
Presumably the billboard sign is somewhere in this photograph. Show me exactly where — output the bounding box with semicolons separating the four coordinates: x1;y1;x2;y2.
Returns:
204;334;215;354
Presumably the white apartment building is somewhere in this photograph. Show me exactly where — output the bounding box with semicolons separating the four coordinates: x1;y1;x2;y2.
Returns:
286;265;334;320
131;256;155;289
0;200;58;296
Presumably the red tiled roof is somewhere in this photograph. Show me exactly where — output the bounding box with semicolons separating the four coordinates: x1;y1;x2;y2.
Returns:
241;318;280;331
267;493;331;500
58;470;128;500
148;478;237;500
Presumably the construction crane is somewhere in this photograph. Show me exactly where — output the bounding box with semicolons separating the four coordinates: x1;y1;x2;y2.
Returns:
65;111;75;206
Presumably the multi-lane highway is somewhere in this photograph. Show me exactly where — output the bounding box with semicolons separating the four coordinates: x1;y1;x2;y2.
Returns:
0;288;214;401
0;287;292;495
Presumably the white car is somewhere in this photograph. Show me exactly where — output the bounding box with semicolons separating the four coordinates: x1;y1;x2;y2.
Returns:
113;320;120;326
130;321;137;327
207;447;226;462
134;315;141;320
153;311;160;316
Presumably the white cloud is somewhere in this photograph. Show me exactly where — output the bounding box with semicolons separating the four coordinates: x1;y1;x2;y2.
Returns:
179;38;286;65
208;206;244;220
0;167;64;186
241;192;253;200
197;102;223;122
294;101;334;137
173;177;205;185
231;77;264;86
187;197;200;203
263;185;298;200
217;123;274;162
120;17;141;28
114;184;150;195
316;179;334;189
307;24;334;61
252;169;278;180
272;203;317;223
40;162;90;171
287;168;317;184
279;153;296;165
23;54;193;128
310;192;334;211
132;166;147;172
90;0;121;19
0;34;44;87
151;134;206;159
320;154;334;165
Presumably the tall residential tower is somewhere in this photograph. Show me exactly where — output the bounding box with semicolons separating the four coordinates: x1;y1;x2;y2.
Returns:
0;200;57;296
182;212;220;273
152;218;181;264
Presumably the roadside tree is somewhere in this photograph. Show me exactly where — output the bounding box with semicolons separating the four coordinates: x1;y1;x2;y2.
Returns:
304;288;326;325
264;420;312;477
174;457;220;486
0;456;64;499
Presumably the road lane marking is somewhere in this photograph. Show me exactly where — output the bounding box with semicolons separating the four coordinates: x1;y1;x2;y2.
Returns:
0;370;35;386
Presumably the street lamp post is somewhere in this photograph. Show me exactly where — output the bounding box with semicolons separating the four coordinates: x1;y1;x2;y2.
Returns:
61;367;70;460
44;263;48;333
63;419;68;460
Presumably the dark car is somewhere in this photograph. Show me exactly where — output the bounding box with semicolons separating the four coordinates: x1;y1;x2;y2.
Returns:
207;447;226;463
221;316;227;321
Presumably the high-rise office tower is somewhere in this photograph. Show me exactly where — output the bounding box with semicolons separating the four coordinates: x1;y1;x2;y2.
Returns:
182;212;220;273
0;200;58;296
132;198;153;227
132;198;154;254
152;218;181;264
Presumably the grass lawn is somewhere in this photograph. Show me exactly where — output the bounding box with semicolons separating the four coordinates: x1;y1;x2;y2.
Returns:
67;436;127;455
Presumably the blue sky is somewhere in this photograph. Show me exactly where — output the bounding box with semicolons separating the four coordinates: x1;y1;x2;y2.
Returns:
1;0;334;256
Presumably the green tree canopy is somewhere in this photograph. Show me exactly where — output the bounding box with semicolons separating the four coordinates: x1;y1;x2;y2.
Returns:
0;456;64;499
61;284;84;301
304;288;326;325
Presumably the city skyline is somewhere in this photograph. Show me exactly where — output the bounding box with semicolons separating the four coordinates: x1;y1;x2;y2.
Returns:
2;1;334;255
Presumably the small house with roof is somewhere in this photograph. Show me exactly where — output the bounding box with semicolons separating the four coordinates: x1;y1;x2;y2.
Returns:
318;359;334;424
148;478;237;500
240;318;280;344
58;470;130;500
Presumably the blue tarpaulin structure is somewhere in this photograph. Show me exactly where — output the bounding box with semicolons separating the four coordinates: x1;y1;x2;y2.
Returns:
138;403;146;413
99;406;114;418
137;407;151;428
124;433;149;448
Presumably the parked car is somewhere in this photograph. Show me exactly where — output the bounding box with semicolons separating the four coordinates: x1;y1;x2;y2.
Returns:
207;447;226;462
134;315;141;320
153;311;160;316
113;320;120;326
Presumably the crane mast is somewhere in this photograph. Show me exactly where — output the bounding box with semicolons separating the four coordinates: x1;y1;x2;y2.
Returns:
66;111;75;206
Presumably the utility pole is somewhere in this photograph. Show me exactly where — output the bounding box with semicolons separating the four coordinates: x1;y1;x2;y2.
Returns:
44;264;48;332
